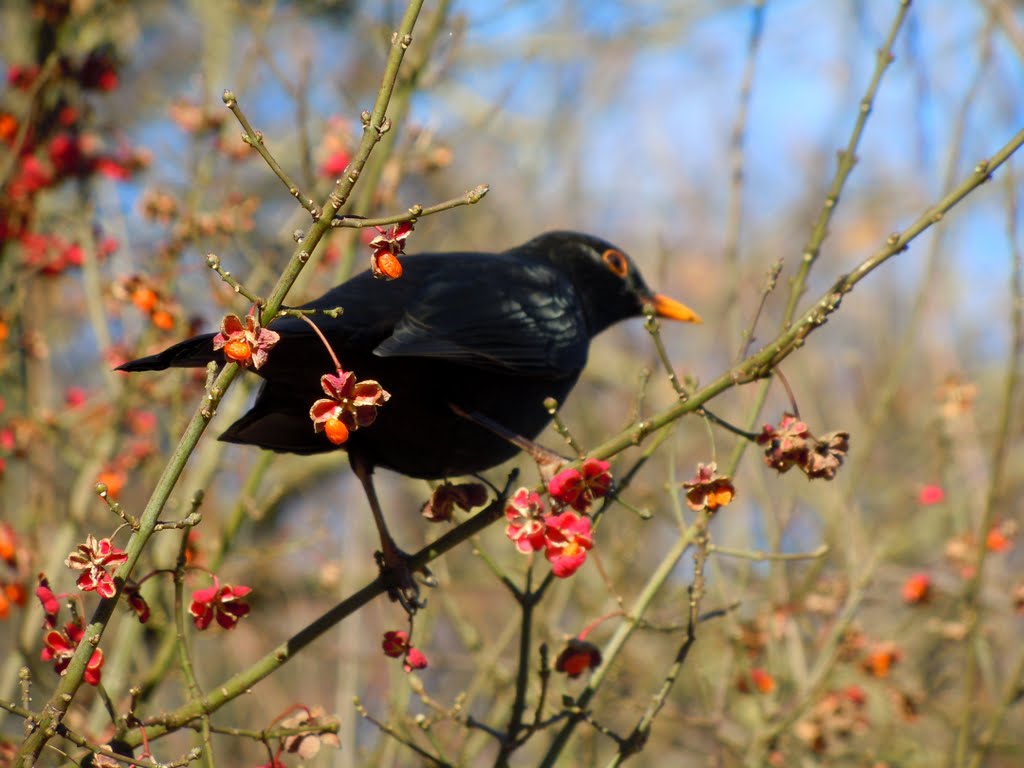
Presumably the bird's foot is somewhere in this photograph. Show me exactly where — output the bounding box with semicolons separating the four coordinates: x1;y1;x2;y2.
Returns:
375;545;436;614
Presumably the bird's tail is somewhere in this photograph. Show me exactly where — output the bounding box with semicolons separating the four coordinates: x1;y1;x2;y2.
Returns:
116;333;218;372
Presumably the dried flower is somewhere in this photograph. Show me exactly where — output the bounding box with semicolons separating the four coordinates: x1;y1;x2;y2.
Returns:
804;431;850;480
421;481;488;522
281;706;341;759
683;462;736;511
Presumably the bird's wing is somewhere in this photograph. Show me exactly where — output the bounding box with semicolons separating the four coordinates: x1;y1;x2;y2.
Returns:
374;261;588;376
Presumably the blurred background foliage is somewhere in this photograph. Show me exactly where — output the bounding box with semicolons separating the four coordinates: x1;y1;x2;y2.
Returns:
1;0;1023;765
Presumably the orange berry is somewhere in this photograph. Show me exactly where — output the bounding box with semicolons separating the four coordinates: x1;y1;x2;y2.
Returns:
324;417;350;445
901;573;932;604
0;525;14;564
0;591;8;619
750;667;776;694
223;339;252;363
0;320;8;343
151;309;174;330
986;527;1013;553
0;113;16;142
375;252;403;280
97;469;126;499
131;286;158;312
4;582;26;606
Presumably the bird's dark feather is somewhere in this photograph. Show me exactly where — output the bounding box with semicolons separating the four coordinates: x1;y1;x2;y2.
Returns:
117;232;669;479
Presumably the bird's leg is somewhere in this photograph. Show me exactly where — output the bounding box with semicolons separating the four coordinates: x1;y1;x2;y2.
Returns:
350;455;432;613
449;403;569;481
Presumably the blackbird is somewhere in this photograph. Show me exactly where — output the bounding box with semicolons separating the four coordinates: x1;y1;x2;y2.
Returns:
118;231;700;601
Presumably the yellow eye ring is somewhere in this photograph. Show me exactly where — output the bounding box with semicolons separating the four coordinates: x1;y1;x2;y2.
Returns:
601;249;629;278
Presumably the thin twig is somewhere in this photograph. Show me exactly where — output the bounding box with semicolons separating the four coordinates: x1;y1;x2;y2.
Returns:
330;184;489;227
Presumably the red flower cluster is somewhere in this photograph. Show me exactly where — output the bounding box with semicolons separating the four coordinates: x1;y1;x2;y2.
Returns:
309;370;390;446
381;630;428;673
65;535;128;599
3;47;140;279
502;458;611;580
41;620;104;686
757;414;849;480
547;458;613;512
189;578;252;630
368;221;413;280
213;311;280;369
0;524;27;619
499;459;613;578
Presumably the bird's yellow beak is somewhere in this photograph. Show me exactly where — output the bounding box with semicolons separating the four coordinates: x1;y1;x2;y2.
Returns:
651;293;702;324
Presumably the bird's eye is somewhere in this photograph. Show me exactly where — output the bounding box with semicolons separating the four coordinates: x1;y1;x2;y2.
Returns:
602;249;629;278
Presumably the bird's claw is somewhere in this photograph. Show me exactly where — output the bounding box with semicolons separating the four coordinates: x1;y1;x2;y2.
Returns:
375;547;434;614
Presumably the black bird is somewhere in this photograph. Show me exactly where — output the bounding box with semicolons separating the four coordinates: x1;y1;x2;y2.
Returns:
118;231;700;600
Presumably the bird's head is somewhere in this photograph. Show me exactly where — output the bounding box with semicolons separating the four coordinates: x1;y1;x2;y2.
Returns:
529;231;702;335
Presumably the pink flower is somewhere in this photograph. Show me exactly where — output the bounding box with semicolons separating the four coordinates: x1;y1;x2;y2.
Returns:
554;638;602;678
547;458;613;513
543;510;593;578
918;485;945;505
319;150;351;178
123;583;151;623
381;630;428;672
65;386;87;408
403;647;428;672
7;65;39;89
212;311;280;369
505;488;547;553
35;574;60;628
189;578;252;630
382;630;409;658
309;370;390;445
41;621;104;685
65;535;128;599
